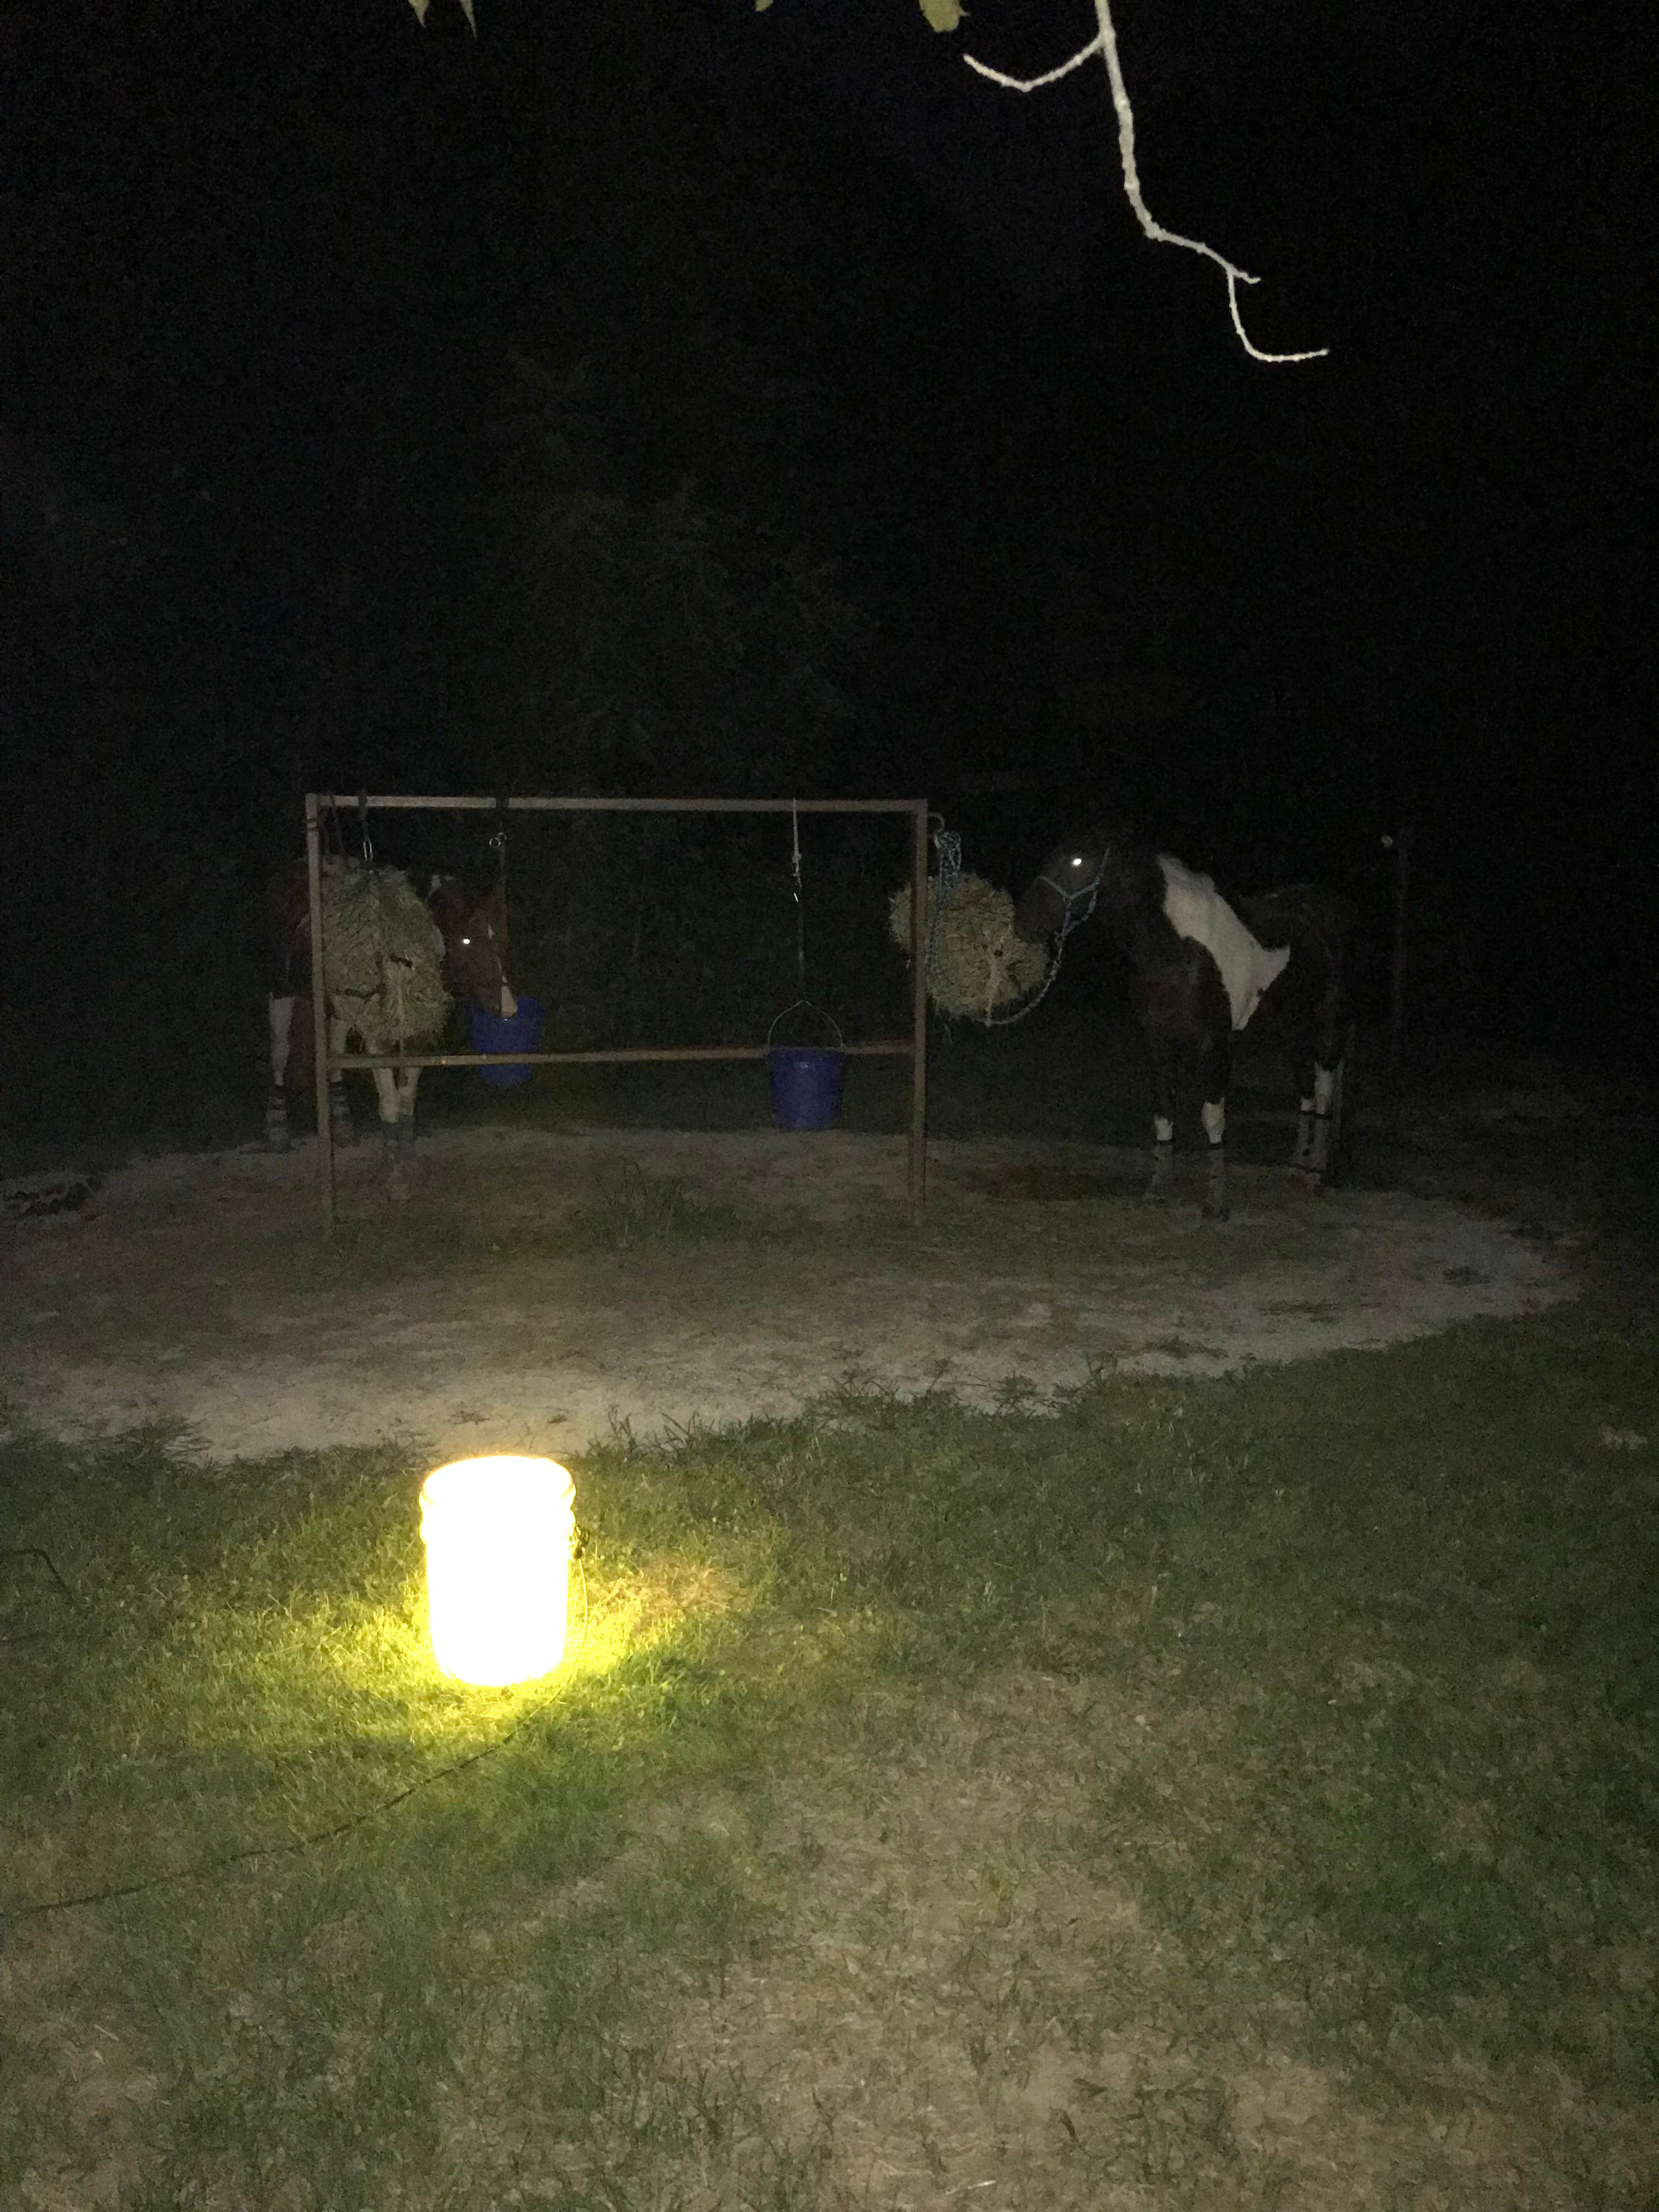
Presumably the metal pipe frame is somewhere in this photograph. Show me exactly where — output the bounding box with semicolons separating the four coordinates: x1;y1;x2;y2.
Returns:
304;793;930;1238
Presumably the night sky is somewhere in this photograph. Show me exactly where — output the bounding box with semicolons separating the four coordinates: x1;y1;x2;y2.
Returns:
1;0;1651;1136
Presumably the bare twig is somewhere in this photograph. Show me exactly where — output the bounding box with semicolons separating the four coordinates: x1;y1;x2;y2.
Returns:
964;0;1328;364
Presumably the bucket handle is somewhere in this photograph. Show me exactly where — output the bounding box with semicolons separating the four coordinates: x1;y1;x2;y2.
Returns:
766;998;845;1053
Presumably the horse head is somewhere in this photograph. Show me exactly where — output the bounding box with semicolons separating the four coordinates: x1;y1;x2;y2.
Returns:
428;876;514;1018
1013;832;1113;944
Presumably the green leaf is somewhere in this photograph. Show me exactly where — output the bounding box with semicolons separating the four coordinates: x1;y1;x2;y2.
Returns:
918;0;964;31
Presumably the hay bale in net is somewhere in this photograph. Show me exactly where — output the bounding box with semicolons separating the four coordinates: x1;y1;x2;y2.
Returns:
318;860;449;1052
889;873;1050;1021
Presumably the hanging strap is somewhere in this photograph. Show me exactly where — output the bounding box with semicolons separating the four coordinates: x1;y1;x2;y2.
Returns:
490;792;510;901
790;798;805;988
357;790;374;868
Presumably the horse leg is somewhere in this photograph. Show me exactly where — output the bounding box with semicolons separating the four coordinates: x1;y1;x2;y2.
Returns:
326;1015;356;1146
396;1068;421;1149
1294;925;1353;1184
1292;1080;1318;1176
1291;1021;1347;1184
1290;1036;1320;1176
266;994;295;1151
367;1064;422;1164
1144;1042;1178;1204
1300;1057;1345;1182
369;1065;402;1159
1200;1099;1228;1217
378;1069;421;1203
1197;1032;1232;1221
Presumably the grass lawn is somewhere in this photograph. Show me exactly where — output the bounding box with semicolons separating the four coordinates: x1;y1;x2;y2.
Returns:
4;1227;1657;2209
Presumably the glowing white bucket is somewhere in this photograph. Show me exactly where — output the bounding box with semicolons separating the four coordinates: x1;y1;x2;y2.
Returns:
420;1456;575;1686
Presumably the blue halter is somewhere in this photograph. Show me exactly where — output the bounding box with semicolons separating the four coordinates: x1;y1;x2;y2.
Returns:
1034;851;1104;931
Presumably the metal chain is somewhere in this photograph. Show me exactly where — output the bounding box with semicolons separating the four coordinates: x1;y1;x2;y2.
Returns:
925;820;962;997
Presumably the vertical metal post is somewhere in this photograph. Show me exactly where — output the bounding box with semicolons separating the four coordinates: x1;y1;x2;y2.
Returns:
1386;825;1410;1127
305;797;336;1238
907;799;929;1227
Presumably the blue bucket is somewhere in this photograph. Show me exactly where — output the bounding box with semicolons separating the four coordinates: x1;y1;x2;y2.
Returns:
766;1004;845;1131
469;995;545;1087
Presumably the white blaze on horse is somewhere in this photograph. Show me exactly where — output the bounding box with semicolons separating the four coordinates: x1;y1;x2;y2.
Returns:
1013;830;1356;1220
266;859;515;1155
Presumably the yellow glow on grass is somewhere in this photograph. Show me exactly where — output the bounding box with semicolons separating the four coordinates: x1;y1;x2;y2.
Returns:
420;1457;576;1687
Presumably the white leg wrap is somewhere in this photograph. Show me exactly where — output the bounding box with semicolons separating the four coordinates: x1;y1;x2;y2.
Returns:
268;995;296;1084
265;996;296;1150
1201;1099;1226;1147
371;1068;399;1127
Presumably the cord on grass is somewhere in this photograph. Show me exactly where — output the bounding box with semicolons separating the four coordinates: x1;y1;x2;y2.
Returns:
3;1556;591;1923
0;1547;76;1645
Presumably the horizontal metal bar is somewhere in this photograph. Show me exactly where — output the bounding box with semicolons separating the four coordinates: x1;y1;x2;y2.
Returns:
311;793;925;816
331;1042;913;1069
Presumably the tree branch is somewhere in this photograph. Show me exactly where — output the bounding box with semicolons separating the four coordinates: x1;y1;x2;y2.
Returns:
964;0;1328;365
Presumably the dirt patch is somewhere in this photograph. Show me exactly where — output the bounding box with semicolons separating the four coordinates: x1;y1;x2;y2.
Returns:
549;1671;1559;2210
1;1125;1569;1463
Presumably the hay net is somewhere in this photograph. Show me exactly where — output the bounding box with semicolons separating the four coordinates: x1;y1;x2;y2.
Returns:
889;871;1049;1022
318;859;449;1051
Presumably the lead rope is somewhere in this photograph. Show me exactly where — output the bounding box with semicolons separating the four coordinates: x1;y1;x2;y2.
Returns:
924;820;1093;1028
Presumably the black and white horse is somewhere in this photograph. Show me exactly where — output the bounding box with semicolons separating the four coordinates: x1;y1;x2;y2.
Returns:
1013;831;1356;1218
266;862;514;1154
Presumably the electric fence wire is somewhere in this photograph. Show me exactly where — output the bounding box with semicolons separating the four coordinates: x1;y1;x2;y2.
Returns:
3;1554;594;1923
